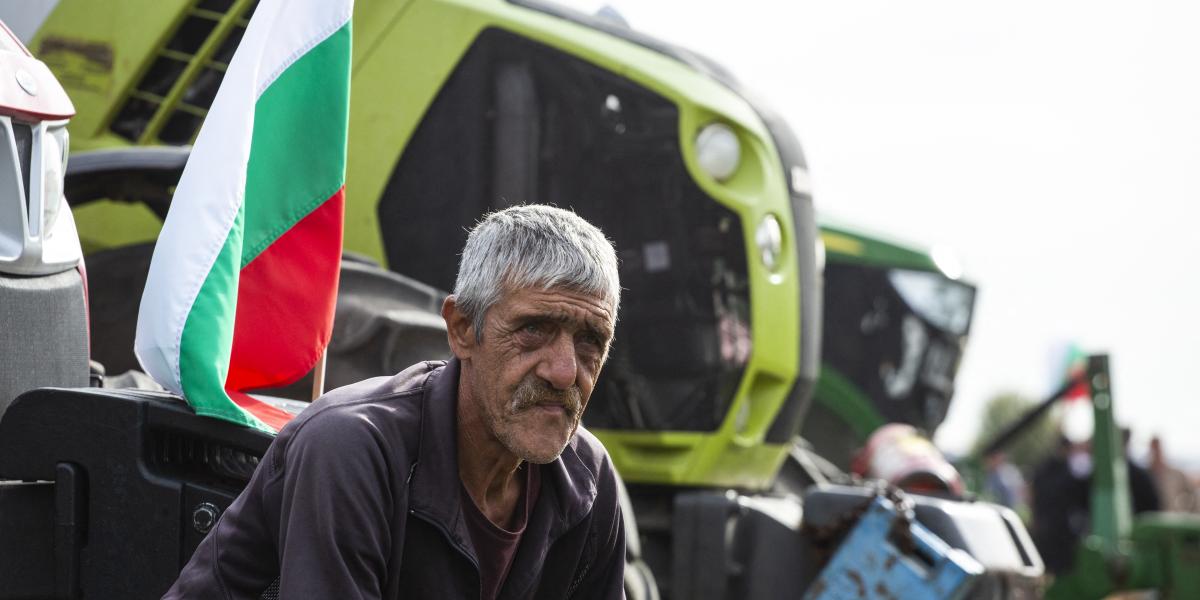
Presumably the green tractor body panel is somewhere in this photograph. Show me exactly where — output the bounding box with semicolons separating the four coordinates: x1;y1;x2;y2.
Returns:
31;0;817;490
1128;513;1200;596
32;0;194;252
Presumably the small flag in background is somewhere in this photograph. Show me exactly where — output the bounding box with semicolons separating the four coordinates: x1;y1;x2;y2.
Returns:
1062;344;1090;403
135;0;353;433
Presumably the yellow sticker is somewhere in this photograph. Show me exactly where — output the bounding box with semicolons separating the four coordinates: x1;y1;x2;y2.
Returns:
820;232;864;257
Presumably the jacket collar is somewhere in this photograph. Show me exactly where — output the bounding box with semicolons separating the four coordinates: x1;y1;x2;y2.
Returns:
407;358;599;559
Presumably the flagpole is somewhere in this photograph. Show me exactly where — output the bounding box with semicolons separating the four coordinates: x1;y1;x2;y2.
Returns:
311;349;328;401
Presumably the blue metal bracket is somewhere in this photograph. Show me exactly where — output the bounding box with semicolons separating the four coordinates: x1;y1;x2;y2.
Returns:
805;495;983;600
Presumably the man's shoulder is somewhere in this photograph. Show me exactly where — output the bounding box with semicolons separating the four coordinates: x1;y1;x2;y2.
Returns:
319;360;447;408
568;426;609;463
276;360;448;450
565;426;618;489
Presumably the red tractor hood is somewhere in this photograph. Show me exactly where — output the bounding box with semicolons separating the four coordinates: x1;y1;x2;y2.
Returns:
0;19;74;121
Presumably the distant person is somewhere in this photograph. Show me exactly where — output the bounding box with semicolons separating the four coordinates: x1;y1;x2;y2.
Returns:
1122;428;1161;515
1149;436;1198;513
983;451;1026;510
1033;428;1166;575
1030;436;1091;574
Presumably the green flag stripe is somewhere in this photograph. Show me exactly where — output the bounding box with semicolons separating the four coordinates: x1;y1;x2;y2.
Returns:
242;22;350;266
179;205;258;428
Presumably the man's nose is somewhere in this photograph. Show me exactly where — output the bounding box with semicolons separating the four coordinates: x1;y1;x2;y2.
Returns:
536;333;577;390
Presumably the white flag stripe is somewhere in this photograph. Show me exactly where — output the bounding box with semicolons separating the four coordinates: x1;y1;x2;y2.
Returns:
134;0;352;394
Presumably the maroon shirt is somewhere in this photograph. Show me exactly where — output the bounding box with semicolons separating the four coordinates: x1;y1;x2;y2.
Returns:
463;464;542;600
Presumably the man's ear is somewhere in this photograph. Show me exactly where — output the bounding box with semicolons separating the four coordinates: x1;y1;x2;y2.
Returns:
442;295;476;359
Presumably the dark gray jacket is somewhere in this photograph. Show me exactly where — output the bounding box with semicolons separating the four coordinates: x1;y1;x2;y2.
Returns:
165;359;625;599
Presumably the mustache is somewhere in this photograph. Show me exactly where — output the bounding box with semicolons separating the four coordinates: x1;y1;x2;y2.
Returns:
511;376;583;417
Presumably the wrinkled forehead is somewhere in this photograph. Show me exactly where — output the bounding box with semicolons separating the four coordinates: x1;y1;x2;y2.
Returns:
500;283;616;331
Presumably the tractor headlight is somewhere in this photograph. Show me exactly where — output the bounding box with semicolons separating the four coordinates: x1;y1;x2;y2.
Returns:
755;213;783;272
695;122;740;181
40;124;68;235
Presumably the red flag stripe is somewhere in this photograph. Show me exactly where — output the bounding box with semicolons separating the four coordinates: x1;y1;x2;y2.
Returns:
226;188;344;412
228;390;297;432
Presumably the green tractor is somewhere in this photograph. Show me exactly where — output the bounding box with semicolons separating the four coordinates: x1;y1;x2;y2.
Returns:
805;222;976;470
36;0;819;491
1;0;1043;598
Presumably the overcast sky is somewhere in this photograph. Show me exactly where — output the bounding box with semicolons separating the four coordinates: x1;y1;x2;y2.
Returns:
616;1;1200;461
11;1;1200;461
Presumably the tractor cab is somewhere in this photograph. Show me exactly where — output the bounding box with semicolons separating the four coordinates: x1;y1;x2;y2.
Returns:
803;223;977;468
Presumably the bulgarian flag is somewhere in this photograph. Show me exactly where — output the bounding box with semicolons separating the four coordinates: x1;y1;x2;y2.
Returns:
135;0;353;433
1062;344;1090;402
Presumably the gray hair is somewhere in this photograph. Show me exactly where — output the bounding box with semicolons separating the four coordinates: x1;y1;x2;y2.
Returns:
453;205;620;339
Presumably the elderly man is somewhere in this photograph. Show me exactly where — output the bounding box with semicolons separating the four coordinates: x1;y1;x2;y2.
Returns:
166;205;626;599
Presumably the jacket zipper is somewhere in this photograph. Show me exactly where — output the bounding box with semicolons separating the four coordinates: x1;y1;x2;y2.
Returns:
564;561;589;600
408;506;481;574
563;527;597;600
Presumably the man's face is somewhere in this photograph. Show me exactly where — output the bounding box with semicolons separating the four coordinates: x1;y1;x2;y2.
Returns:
459;286;615;464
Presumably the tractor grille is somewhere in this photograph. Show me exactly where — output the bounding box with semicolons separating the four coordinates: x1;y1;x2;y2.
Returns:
109;0;258;145
146;428;262;486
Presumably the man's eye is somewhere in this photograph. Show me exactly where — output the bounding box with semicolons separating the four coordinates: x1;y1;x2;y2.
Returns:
577;333;604;350
519;322;549;340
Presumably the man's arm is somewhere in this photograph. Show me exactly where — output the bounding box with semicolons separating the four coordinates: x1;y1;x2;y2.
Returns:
164;406;399;599
273;408;396;599
576;460;627;600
